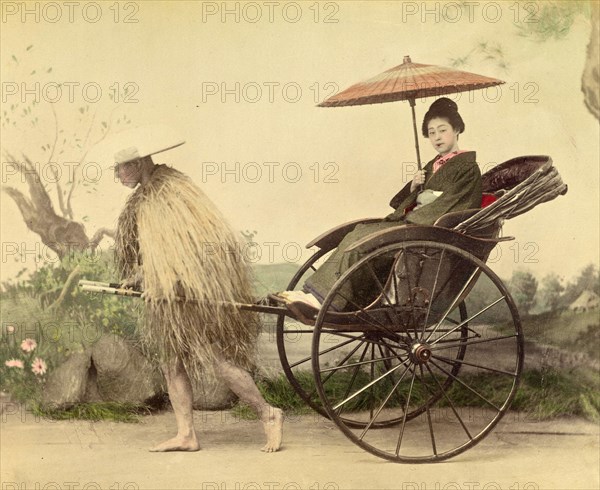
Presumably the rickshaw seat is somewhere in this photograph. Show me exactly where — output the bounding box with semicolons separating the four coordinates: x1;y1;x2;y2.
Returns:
306;218;381;251
432;193;499;232
307;155;561;251
481;192;498;207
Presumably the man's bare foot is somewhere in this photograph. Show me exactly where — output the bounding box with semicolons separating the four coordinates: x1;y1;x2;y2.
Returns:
261;407;283;453
149;434;200;452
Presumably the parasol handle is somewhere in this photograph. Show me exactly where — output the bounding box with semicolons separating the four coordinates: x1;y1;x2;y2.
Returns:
408;98;422;171
408;98;424;192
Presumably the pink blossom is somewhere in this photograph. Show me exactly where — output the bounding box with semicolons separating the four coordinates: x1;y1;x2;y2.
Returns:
20;338;37;353
31;357;47;376
5;359;24;369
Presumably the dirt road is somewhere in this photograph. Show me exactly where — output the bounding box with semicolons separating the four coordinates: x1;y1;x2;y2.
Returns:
1;404;598;490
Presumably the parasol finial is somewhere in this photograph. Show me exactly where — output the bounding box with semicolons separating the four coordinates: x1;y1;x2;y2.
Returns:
403;55;412;64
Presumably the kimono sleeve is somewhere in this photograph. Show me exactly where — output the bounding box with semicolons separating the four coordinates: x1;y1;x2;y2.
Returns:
404;161;482;226
388;180;413;209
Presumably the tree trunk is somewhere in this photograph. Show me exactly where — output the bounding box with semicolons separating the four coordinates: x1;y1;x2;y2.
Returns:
582;1;599;121
2;153;90;259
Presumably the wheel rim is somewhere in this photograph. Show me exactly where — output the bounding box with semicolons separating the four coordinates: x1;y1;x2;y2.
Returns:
276;247;333;419
312;241;524;462
276;248;409;427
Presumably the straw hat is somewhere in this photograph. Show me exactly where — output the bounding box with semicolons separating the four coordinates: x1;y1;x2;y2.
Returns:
111;124;185;165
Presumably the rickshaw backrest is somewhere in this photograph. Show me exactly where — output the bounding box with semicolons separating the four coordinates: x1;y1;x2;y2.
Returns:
481;155;553;193
451;155;567;235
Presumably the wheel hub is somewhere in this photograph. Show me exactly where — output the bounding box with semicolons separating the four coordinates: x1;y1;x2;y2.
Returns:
410;342;432;364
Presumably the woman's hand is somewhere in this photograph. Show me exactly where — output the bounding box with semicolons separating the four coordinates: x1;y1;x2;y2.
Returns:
410;170;427;192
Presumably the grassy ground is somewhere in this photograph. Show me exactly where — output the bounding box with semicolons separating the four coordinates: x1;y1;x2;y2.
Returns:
33;402;151;423
232;366;600;422
4;263;598;424
16;363;598;424
236;305;599;423
518;309;599;359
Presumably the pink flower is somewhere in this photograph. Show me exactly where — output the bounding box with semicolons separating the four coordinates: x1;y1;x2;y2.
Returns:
5;359;24;369
31;357;47;376
20;338;37;353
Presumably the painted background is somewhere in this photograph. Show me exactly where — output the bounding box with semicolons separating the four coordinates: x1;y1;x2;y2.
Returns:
1;1;598;284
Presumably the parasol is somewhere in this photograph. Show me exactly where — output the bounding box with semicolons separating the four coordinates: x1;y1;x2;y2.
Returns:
318;55;505;169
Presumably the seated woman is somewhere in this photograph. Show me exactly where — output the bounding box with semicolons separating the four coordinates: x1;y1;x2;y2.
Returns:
278;97;482;311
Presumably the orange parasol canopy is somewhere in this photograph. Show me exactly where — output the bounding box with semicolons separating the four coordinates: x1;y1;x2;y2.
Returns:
318;55;505;169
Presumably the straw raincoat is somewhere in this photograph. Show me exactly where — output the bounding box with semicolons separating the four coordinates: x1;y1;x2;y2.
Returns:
114;164;260;377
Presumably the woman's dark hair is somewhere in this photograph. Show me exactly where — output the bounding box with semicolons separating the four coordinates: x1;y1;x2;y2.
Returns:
421;97;465;137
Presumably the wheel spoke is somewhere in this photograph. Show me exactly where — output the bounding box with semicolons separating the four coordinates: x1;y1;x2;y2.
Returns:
378;337;409;355
401;251;417;342
402;249;414;306
328;330;406;350
429;359;501;412
358;363;412;441
430;333;518;352
376;343;408;407
429;332;480;343
417;364;437;456
424;362;473;441
392;261;401;310
420;248;446;339
430;296;505;345
332;359;409;411
336;342;370;417
364;261;409;338
425;266;480;343
429;260;461;305
424;320;482;339
319;353;402;373
290;335;362;369
433;354;518;377
332;289;401;340
369;344;375;420
319;337;369;385
395;367;417;456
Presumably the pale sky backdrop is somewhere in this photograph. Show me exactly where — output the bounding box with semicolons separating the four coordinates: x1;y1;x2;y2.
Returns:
1;1;598;285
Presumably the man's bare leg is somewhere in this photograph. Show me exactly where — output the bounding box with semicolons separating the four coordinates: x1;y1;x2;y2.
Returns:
149;357;200;452
214;355;283;452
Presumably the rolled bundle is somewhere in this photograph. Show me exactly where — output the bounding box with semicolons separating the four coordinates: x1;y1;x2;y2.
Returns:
454;157;567;234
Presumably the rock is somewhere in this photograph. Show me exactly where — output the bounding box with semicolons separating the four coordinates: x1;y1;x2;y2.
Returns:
192;373;237;410
41;333;238;410
41;351;92;409
91;334;163;404
82;362;103;403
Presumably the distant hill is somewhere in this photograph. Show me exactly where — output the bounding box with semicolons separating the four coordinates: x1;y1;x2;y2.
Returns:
520;309;599;361
251;263;301;297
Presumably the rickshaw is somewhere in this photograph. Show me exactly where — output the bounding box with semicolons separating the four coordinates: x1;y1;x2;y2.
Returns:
81;154;567;463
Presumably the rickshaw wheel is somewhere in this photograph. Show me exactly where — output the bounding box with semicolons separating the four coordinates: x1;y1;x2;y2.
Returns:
312;241;524;463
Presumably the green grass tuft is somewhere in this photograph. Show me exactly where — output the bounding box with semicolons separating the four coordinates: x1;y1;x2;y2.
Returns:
33;402;151;423
232;368;600;422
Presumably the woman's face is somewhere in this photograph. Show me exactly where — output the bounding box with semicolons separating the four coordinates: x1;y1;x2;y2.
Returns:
115;160;142;188
427;117;460;156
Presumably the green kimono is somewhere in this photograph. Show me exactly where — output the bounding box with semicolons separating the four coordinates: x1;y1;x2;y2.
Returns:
385;151;481;225
304;151;481;309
